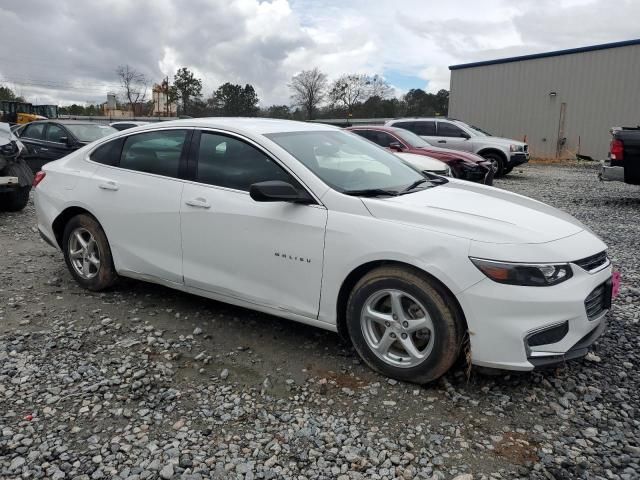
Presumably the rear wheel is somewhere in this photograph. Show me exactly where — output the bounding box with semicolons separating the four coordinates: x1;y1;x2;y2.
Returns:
62;214;118;291
481;152;506;177
1;186;30;212
346;266;465;384
503;165;514;175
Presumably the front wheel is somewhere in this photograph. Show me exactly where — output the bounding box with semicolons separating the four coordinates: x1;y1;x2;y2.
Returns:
62;214;118;291
1;186;30;212
346;266;465;384
482;152;506;178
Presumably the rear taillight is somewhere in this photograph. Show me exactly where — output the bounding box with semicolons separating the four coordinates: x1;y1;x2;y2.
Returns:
33;171;46;188
610;138;624;161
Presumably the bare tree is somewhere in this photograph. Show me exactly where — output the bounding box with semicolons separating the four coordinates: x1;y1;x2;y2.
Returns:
328;74;371;114
369;74;393;99
288;67;327;120
116;65;148;116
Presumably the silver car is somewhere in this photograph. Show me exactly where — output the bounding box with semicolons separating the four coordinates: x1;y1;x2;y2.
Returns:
386;117;529;177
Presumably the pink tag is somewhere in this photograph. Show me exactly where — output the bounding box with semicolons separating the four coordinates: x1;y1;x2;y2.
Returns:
611;271;621;299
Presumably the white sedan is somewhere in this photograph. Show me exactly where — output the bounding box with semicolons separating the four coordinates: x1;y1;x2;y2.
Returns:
34;118;612;383
393;152;450;176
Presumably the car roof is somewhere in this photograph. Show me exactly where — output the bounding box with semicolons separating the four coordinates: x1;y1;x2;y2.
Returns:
131;117;339;135
347;125;412;135
26;119;106;126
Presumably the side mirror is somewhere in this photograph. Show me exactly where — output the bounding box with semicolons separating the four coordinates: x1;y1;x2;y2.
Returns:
58;136;73;146
250;181;314;204
389;141;404;151
460;132;471;139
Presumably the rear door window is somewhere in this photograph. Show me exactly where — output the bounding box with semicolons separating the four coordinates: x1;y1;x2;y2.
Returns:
119;130;188;178
392;121;415;133
412;121;436;136
22;123;45;140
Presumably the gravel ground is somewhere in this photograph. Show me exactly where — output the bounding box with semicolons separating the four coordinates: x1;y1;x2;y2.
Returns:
1;162;639;480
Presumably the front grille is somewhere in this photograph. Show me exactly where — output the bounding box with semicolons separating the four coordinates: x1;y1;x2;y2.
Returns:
574;251;608;272
584;281;611;320
527;321;569;347
524;144;528;153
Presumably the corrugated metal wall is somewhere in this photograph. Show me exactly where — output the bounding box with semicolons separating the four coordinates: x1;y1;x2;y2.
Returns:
449;44;640;159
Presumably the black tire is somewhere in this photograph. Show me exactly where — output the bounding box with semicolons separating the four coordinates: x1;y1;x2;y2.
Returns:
503;165;514;175
62;214;118;291
1;186;30;212
481;152;506;178
346;266;465;384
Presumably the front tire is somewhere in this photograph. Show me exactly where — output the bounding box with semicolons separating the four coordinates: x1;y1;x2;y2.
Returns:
62;214;118;291
482;152;506;178
1;186;31;212
346;266;465;384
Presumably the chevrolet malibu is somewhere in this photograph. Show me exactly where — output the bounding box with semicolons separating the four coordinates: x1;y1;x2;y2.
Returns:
34;118;613;383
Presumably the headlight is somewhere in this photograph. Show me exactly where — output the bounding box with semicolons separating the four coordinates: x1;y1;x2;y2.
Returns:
469;257;573;286
509;144;524;152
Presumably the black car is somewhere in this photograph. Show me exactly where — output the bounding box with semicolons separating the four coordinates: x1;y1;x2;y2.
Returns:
0;122;33;211
14;120;117;172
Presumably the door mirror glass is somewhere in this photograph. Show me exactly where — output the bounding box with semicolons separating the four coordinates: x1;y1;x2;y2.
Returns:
58;136;72;146
388;141;403;151
250;180;314;204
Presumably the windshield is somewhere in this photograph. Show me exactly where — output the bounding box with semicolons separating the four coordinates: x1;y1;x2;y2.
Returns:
393;129;432;147
66;124;117;143
266;130;426;194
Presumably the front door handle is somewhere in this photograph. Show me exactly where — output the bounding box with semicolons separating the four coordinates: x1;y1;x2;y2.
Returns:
99;181;119;191
437;140;446;143
185;197;211;209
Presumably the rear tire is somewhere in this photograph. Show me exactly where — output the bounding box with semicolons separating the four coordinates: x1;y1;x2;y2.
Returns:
482;152;506;178
503;165;514;175
62;214;118;291
1;186;30;212
346;266;465;384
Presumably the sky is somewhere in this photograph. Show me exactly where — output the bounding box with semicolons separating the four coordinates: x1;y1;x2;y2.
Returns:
1;0;639;107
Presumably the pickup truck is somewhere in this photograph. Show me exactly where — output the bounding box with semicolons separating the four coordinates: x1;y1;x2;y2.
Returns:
600;126;640;185
0;122;33;211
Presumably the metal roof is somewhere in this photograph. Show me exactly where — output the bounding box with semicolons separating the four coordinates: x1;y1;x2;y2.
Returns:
449;38;640;71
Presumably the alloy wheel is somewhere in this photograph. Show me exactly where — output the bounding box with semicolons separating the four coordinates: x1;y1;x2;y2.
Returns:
68;227;101;279
360;289;435;368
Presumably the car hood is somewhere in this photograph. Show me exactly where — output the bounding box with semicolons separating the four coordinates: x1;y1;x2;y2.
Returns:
418;146;486;164
362;180;585;244
471;136;526;148
395;152;448;172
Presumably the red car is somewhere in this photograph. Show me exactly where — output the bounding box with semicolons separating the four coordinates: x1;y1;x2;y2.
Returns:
346;126;494;185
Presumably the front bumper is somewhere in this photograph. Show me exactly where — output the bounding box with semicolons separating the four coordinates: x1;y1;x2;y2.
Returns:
509;152;529;167
454;163;492;185
457;255;612;371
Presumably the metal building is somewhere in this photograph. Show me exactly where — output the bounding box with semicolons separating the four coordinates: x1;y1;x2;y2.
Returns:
448;39;640;159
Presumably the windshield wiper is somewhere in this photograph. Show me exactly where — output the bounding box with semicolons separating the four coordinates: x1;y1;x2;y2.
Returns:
400;179;429;193
343;188;399;197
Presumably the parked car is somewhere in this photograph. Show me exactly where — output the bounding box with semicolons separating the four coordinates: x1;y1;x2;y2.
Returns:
599;126;640;185
385;118;529;177
35;118;612;383
110;121;151;131
13;120;117;172
393;152;450;176
346;126;493;184
0;122;33;211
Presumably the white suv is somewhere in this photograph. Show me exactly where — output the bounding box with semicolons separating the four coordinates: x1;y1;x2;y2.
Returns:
386;118;529;177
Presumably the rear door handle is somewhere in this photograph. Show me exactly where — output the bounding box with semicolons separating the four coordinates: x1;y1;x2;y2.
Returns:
99;181;119;191
437;140;447;143
40;148;49;151
185;197;211;209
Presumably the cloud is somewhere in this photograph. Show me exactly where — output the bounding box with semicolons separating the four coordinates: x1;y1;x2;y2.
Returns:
0;0;637;106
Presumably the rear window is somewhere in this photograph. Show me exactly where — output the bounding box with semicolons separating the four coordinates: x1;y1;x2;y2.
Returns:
412;121;436;136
